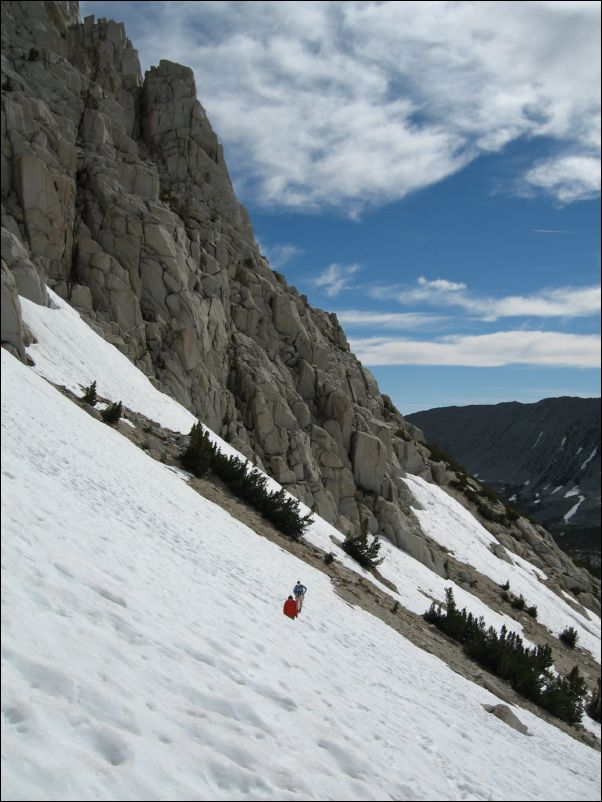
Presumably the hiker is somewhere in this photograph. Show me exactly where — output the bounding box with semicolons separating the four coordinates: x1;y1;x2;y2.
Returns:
293;580;307;613
283;595;298;620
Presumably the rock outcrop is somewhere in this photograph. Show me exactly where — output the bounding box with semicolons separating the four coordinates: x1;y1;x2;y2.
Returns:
2;1;599;611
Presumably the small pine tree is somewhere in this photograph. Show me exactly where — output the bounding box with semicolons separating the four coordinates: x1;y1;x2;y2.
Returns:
342;520;384;569
501;580;510;591
559;626;578;649
81;380;97;405
101;401;122;424
181;422;214;478
527;605;538;619
364;533;384;567
510;594;526;610
586;679;601;723
324;552;335;565
540;665;586;725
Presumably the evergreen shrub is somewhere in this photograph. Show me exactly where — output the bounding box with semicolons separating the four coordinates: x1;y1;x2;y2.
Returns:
423;440;466;475
81;380;97;405
181;428;313;538
212;452;313;538
478;503;504;522
181;423;214;478
586;681;601;722
510;593;526;610
342;521;384;569
478;483;499;502
424;588;586;725
559;626;579;649
101;401;122;425
505;505;521;521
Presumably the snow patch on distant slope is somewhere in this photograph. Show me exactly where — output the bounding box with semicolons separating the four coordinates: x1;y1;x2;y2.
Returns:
581;447;598;471
564;496;586;523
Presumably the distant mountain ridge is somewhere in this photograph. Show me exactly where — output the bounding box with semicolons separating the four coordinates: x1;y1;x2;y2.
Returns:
407;397;601;553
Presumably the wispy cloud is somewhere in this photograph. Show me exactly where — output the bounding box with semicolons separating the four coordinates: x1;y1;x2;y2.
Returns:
523;155;601;204
314;263;361;297
350;331;601;368
256;239;303;270
531;229;576;234
372;278;601;321
489;286;601;319
336;310;448;329
81;0;601;212
384;277;468;306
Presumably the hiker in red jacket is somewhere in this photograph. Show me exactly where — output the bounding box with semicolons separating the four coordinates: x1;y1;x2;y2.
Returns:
283;595;298;620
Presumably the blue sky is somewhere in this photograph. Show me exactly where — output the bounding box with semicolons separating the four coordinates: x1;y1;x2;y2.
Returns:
80;1;600;413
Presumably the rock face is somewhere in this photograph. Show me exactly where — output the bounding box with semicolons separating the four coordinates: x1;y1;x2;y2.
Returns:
407;399;601;559
2;1;599;609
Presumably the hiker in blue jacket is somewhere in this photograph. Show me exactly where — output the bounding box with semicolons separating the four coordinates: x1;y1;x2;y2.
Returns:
293;580;307;613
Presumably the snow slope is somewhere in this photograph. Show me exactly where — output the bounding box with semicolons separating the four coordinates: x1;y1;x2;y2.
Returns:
1;293;600;800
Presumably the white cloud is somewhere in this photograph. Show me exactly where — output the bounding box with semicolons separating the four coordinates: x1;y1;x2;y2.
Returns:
491;286;601;318
350;330;601;368
335;310;447;329
374;279;601;320
524;155;601;203
81;0;601;211
256;240;303;269
389;277;468;306
314;263;361;297
417;277;466;292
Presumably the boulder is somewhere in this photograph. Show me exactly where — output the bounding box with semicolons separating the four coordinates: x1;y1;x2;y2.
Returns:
482;704;529;735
